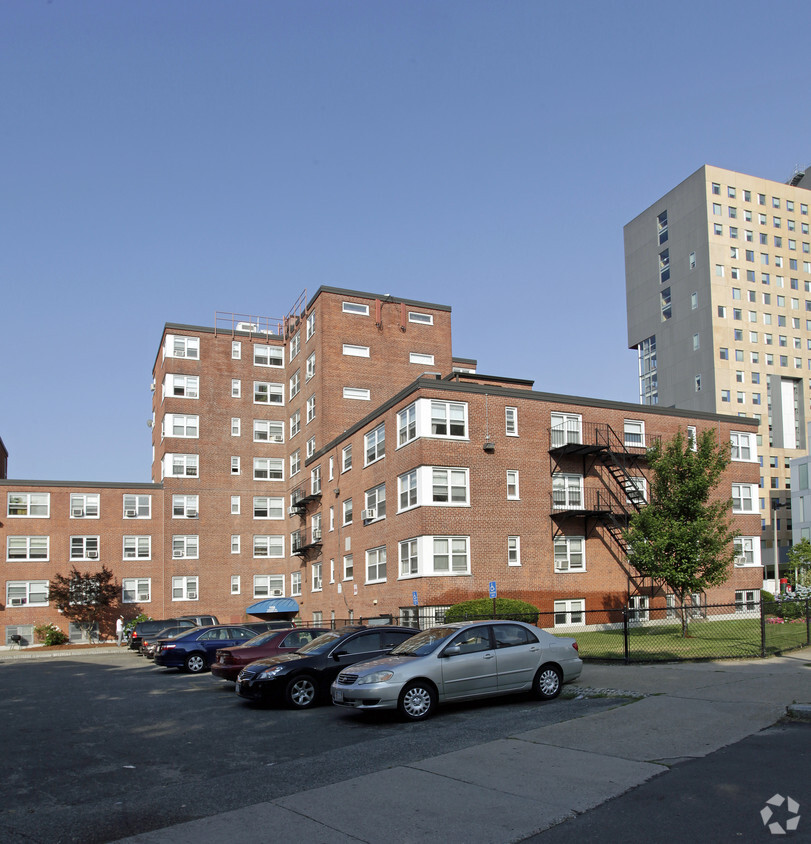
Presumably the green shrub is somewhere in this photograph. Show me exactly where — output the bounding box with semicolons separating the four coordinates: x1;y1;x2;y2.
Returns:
33;623;69;646
445;598;539;623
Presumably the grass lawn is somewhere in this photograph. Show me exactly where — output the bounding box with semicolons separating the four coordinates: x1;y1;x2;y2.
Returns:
569;616;809;662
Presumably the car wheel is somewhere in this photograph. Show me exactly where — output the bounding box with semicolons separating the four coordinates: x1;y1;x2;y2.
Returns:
397;681;437;721
532;664;562;700
285;674;318;709
184;653;207;674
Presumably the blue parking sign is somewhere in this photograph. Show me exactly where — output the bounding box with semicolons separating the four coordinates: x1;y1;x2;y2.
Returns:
489;581;497;599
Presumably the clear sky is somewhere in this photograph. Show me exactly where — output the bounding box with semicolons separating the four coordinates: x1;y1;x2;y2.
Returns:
3;0;810;482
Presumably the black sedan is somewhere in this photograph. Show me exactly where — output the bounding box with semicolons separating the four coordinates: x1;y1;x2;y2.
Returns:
154;625;259;673
235;626;417;708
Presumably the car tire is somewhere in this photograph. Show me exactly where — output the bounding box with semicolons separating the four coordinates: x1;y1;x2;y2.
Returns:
397;681;437;721
184;653;207;674
285;674;318;709
532;664;562;700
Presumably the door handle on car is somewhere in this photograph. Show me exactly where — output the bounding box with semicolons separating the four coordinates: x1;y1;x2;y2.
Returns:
483;653;495;659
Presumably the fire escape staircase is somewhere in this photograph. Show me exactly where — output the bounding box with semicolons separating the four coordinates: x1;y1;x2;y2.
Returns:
549;422;664;598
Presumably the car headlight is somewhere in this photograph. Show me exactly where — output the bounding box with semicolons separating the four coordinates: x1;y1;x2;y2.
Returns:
357;670;395;685
257;666;286;680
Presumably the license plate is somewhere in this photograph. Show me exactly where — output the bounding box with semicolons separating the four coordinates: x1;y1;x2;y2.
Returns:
333;689;343;702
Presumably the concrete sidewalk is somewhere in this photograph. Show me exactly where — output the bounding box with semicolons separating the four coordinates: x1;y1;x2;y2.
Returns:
115;648;811;844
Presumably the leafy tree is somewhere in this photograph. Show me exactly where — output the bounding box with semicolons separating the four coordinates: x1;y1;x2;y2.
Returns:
787;538;811;589
49;565;119;643
624;429;737;637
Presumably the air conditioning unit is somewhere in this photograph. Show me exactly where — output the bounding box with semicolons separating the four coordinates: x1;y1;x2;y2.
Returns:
236;322;258;332
361;508;377;521
150;381;156;392
173;551;183;558
187;510;197;518
175;349;186;357
311;529;322;541
557;561;569;571
270;589;284;597
187;592;197;600
288;506;303;516
734;555;747;566
10;598;26;606
125;510;137;518
72;508;84;517
272;435;284;443
87;551;98;559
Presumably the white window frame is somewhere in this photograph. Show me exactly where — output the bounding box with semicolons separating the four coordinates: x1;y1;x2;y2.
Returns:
365;423;386;465
306;352;315;380
171;535;199;559
364;483;386;520
550;412;582;447
231;457;241;475
306;312;315;340
254;457;284;481
166;335;200;360
732;483;758;513
230;575;241;595
554;536;585;572
731;431;757;462
232;341;241;360
253;496;284;520
343;387;371;401
430;401;468;439
409;352;435;366
7;493;50;518
253;345;284;368
165;454;199;478
172;495;198;519
342;444;352;471
123;494;151;519
289;332;300;360
291;571;302;596
408;311;433;325
366;546;387;583
172;575;198;601
507;470;520;500
431;467;469;506
624;419;645;447
164;374;199;399
253;574;285;598
231;496;240;515
342;344;370;357
306;395;316;423
6;581;49;607
311;562;323;591
122;577;151;604
505;407;518;436
290;409;301;438
254;382;284;405
253;419;284;443
231;535;240;554
231;379;241;398
123;536;151;560
343;498;353;525
231;417;241;437
343;554;354;581
398;403;417;446
6;536;49;562
164;413;199;439
508;536;521;567
70;493;99;519
552;474;583;509
289;370;300;399
70;535;99;561
398;469;418;511
554;599;584;627
342;301;369;316
734;536;761;567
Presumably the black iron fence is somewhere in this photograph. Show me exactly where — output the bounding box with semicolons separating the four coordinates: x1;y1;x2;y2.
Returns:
293;598;811;663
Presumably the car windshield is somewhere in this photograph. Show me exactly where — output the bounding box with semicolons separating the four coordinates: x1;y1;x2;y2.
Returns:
244;630;281;647
389;626;458;656
295;630;346;655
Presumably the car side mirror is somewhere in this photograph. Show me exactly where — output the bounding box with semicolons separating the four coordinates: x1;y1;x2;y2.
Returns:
442;645;461;657
332;650;348;660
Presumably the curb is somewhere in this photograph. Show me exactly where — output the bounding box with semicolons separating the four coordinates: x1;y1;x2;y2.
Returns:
786;703;811;722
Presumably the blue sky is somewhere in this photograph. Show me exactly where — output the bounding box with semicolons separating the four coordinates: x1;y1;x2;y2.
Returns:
3;0;810;482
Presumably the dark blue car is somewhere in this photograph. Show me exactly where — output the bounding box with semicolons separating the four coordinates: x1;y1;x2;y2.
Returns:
154;625;258;673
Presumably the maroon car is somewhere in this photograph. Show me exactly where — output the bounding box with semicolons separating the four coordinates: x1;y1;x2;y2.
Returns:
211;627;329;681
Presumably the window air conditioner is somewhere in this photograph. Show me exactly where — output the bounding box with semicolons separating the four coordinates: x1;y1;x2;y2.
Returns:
176;349;186;357
173;551;183;558
10;598;26;606
125;510;137;518
272;435;284;443
72;508;84;517
270;589;283;597
187;591;197;599
288;506;302;516
557;561;569;571
361;508;377;521
87;551;98;559
311;528;322;541
734;555;747;566
187;510;197;518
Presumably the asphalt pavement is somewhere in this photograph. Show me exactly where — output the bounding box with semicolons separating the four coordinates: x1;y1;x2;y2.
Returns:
103;646;810;844
3;644;808;843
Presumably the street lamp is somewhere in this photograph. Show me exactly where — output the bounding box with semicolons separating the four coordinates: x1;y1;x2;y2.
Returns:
772;500;789;593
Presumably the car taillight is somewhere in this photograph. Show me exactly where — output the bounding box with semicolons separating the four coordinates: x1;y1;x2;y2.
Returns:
162;644;176;650
572;642;579;651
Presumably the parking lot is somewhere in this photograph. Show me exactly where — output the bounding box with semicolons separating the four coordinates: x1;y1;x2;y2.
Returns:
0;650;620;843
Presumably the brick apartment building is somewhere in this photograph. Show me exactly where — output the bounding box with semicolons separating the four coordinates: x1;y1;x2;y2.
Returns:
2;287;761;644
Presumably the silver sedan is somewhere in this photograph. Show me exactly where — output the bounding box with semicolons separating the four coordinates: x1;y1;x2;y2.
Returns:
330;620;582;721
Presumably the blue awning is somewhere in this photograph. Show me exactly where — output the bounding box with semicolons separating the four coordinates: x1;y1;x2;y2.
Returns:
246;598;300;616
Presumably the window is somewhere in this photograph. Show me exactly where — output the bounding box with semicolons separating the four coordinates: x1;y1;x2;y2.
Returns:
253;575;284;598
624;419;645;447
253;496;283;519
306;311;315;340
289;370;300;399
505;407;518;436
399;469;417;510
311;465;321;495
290;410;300;438
712;203;722;216
342;344;370;357
731;432;756;461
290;449;300;476
70;493;99;519
715;264;724;277
171;535;198;559
507;536;521;566
431;401;468;438
735;589;759;612
123;494;151;518
230;575;240;595
343;385;372;401
166;335;199;360
734;537;759;567
254;458;283;481
661;287;672;320
732;484;757;513
163;412;200;436
6;536;49;561
305;352;315;381
8;493;50;518
343;498;353;525
693;333;700;351
342;444;352;472
289;332;300;360
254;345;283;367
507;470;520;499
343;301;369;316
554;537;584;571
253;420;284;443
687;426;697;450
625;477;647;506
306;395;316;423
657;210;668;243
232;341;241;359
365;424;386;464
366;547;387;583
410;352;435;365
165;374;199;398
291;571;302;596
721;390;730;402
364;483;386;519
123;536;151;559
432;536;470;574
254;382;283;405
399;538;419;576
122;578;150;603
70;536;99;560
231;457;241;475
689;252;696;269
231;417;241;437
311;562;323;591
231;379;241;398
231;535;240;554
165;454;198;477
231;495;240;515
552;474;583;509
398;403;417;446
172;576;198;601
343;554;354;580
408;311;433;325
692;292;698;310
554;599;584;626
432;468;468;505
711;182;720;195
719;348;729;360
306;436;316;458
629;596;650;622
253;536;284;558
6;581;49;607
